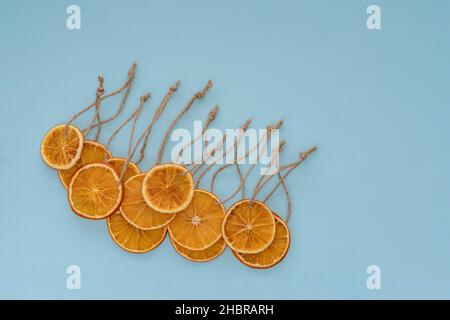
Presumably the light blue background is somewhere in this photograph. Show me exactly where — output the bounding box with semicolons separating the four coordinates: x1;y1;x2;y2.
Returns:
1;0;449;299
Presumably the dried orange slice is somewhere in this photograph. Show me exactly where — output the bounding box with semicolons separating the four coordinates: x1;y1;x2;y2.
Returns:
68;163;123;219
222;199;276;254
107;211;167;253
107;157;141;182
58;140;111;188
233;213;290;268
120;173;176;230
41;124;83;170
170;236;226;262
168;189;225;250
142;164;194;214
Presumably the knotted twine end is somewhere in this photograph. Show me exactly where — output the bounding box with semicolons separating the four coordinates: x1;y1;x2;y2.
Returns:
140;93;151;103
171;80;181;92
241;118;252;131
96;76;105;96
208;105;219;122
194;80;213;99
128;63;137;78
300;145;318;160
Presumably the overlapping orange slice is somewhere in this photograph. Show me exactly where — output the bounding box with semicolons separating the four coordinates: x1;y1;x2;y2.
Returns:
233;213;290;268
120;173;176;230
107;211;167;253
58;140;111;188
170;236;226;262
41;124;84;170
107;157;141;182
142;164;194;214
68;163;123;219
222;199;276;254
168;189;225;251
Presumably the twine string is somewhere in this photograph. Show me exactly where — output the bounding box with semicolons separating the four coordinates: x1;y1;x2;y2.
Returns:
178;105;219;165
192;118;252;176
104;94;150;162
92;80;106;142
65;63;136;136
210;120;283;203
117;94;151;185
274;171;292;223
156;80;213;165
135;81;180;165
82;76;104;140
210;131;267;202
194;118;252;188
189;133;227;174
93;106;102;141
121;81;180;168
250;142;286;203
82;63;137;134
234;162;245;200
251;145;318;204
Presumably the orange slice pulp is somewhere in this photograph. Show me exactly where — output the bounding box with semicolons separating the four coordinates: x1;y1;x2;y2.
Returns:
58;140;111;188
222;199;276;254
41;124;83;170
170;236;226;262
68;163;123;219
107;211;167;253
142;164;194;214
233;213;290;268
107;157;141;182
120;173;176;230
168;189;225;251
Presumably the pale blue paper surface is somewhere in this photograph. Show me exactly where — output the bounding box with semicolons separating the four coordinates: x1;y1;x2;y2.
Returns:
0;0;449;299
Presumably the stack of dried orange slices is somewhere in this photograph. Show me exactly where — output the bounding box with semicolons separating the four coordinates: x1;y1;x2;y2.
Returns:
107;80;215;255
40;67;317;269
216;142;316;268
222;200;290;269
